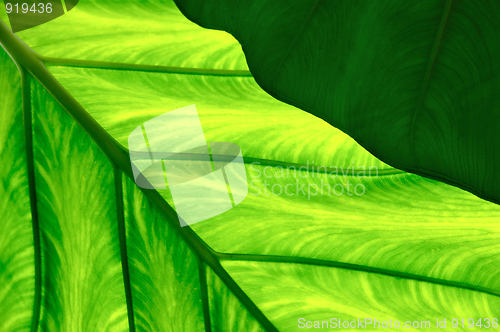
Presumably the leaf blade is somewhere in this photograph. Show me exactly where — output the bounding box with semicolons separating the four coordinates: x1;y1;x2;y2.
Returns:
31;78;129;331
122;173;205;332
16;0;248;70
223;260;500;331
173;0;500;204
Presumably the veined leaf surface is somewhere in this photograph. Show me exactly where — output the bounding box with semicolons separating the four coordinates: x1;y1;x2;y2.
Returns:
0;41;34;332
1;1;500;331
31;79;129;331
174;0;500;205
50;66;500;294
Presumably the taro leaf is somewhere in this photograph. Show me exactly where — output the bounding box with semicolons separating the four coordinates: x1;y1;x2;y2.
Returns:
5;1;67;33
2;1;500;332
174;0;500;205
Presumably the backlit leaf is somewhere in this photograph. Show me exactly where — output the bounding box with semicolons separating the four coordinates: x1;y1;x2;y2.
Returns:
174;0;500;205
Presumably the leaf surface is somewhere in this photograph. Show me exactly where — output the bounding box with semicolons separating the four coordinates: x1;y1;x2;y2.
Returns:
49;66;500;294
206;266;265;332
223;260;500;331
122;174;205;332
31;79;129;331
0;42;34;332
1;1;500;331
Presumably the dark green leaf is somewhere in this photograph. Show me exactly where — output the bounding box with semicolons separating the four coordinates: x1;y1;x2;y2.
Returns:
174;0;500;205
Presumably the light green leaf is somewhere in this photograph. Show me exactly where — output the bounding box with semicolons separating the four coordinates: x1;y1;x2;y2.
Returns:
206;266;265;332
0;42;34;332
31;78;129;331
174;0;500;205
222;260;500;331
1;0;500;331
0;7;11;30
16;0;247;70
122;174;205;332
46;67;389;170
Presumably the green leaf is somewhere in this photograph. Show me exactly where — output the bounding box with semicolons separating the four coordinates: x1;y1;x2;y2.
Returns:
205;266;265;332
0;41;34;332
173;0;500;205
222;260;500;331
16;0;248;70
45;67;390;170
0;6;11;30
122;174;205;331
47;66;500;294
2;1;500;331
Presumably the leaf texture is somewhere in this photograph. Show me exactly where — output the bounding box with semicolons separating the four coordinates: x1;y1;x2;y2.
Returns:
223;260;500;331
15;0;248;70
206;266;265;332
0;42;34;332
122;174;205;332
173;0;500;205
48;66;500;294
